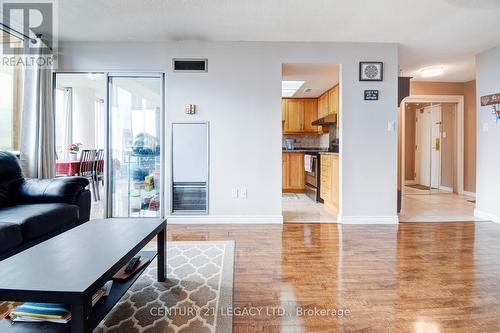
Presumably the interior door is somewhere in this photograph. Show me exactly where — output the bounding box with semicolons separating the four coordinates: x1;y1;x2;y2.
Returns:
416;108;431;189
430;105;442;193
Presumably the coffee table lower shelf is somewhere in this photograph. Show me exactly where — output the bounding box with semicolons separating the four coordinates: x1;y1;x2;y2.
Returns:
0;250;156;333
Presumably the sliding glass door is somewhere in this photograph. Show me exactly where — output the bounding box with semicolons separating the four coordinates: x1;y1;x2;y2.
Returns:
107;74;164;217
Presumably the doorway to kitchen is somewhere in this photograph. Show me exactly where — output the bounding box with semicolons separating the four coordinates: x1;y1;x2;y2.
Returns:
281;63;340;223
399;96;478;222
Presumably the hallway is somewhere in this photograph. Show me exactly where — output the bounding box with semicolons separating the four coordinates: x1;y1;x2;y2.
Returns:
400;192;482;222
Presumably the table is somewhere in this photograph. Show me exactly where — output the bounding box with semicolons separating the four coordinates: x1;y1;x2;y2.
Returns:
0;218;166;333
55;160;104;177
55;160;81;176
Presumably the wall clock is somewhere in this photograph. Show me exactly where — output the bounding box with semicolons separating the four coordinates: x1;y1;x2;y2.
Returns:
359;62;383;81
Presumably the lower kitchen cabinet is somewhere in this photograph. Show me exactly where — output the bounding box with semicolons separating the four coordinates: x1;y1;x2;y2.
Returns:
282;152;306;192
320;154;339;212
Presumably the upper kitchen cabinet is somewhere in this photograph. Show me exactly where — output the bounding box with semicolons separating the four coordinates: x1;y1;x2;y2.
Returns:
302;99;319;133
283;98;320;134
328;85;339;116
318;93;329;119
283;99;303;133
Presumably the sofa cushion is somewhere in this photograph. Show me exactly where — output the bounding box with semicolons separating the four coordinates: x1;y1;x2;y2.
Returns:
0;203;79;242
0;222;23;254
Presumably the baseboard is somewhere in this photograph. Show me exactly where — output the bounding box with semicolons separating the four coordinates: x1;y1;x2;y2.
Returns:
463;191;476;197
166;215;284;224
338;215;399;224
474;209;500;223
404;180;416;185
439;186;453;192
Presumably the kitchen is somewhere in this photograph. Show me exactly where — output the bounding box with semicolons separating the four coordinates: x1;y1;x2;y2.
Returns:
281;64;340;223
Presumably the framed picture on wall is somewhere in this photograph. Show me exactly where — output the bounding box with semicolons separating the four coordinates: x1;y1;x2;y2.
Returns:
359;62;383;81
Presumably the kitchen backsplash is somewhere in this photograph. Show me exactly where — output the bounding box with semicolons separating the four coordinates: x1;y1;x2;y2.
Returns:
282;134;329;148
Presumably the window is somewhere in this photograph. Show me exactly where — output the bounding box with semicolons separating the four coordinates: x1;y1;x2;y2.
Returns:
0;29;23;152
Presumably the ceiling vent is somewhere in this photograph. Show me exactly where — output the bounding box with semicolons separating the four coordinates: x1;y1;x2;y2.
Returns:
173;58;207;72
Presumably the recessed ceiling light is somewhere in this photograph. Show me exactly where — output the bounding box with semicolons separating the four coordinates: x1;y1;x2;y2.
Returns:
282;81;304;97
420;67;444;78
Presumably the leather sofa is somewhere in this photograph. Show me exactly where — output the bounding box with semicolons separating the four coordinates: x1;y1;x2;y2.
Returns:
0;151;91;260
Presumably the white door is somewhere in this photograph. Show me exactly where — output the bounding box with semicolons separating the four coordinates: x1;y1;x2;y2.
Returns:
430;105;442;191
416;108;431;188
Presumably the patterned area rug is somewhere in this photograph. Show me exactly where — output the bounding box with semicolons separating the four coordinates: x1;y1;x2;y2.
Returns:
1;241;234;333
96;241;234;333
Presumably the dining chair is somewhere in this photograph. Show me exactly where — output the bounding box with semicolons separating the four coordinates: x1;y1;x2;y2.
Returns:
93;149;105;201
79;149;97;201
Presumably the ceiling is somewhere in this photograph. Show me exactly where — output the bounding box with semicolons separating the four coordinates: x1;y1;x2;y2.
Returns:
34;0;500;82
282;64;339;98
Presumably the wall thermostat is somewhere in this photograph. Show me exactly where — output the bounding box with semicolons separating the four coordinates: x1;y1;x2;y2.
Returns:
185;104;196;114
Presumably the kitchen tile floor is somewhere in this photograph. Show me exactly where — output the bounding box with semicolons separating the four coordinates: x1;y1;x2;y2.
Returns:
282;193;338;223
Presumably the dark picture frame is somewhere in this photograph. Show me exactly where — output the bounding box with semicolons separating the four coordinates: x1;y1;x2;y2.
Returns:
359;61;383;81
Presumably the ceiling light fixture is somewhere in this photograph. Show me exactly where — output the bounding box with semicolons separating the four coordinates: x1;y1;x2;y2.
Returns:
420;67;444;78
282;81;304;97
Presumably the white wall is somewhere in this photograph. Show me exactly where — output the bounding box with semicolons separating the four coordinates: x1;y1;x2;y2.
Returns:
58;41;399;224
475;45;500;223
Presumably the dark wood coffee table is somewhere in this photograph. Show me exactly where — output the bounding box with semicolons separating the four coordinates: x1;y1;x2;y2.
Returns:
0;218;166;333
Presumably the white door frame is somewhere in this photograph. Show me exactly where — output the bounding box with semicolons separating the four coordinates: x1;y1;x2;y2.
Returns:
401;95;464;195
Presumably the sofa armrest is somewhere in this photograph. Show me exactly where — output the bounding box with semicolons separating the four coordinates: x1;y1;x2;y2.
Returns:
15;177;90;205
76;189;91;225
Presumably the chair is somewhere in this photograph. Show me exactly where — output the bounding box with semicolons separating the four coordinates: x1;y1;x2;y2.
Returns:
93;149;105;201
79;149;97;201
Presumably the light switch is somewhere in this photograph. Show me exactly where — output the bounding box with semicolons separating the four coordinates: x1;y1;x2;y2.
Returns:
442;132;447;138
387;121;395;132
185;104;196;114
231;188;239;199
483;122;489;132
240;188;248;199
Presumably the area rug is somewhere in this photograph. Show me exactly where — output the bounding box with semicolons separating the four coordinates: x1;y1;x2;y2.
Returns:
0;241;234;332
96;241;234;333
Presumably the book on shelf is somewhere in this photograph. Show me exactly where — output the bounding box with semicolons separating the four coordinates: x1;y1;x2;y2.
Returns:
8;281;113;324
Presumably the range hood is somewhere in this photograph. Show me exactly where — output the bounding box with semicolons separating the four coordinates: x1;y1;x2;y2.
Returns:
311;114;337;126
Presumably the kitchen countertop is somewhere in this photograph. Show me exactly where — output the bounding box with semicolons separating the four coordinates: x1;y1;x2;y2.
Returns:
319;151;339;155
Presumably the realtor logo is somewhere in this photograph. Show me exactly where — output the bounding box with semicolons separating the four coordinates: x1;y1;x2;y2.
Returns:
1;0;56;56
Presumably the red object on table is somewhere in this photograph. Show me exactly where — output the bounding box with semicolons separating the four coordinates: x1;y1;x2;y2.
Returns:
56;159;104;176
55;160;81;176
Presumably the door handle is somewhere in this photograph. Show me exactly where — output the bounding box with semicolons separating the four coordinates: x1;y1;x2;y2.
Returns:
434;138;440;151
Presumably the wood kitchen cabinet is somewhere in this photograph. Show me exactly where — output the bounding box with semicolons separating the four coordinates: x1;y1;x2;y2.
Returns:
302;99;319;133
328;85;339;116
318;93;329;118
320;154;339;212
282;152;306;192
283;99;320;134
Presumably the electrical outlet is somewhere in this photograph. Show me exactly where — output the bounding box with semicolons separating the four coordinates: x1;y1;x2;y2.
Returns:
231;188;239;199
483;122;489;132
240;188;247;199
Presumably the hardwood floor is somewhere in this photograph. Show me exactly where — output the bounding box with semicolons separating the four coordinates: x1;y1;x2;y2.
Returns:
167;222;500;332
